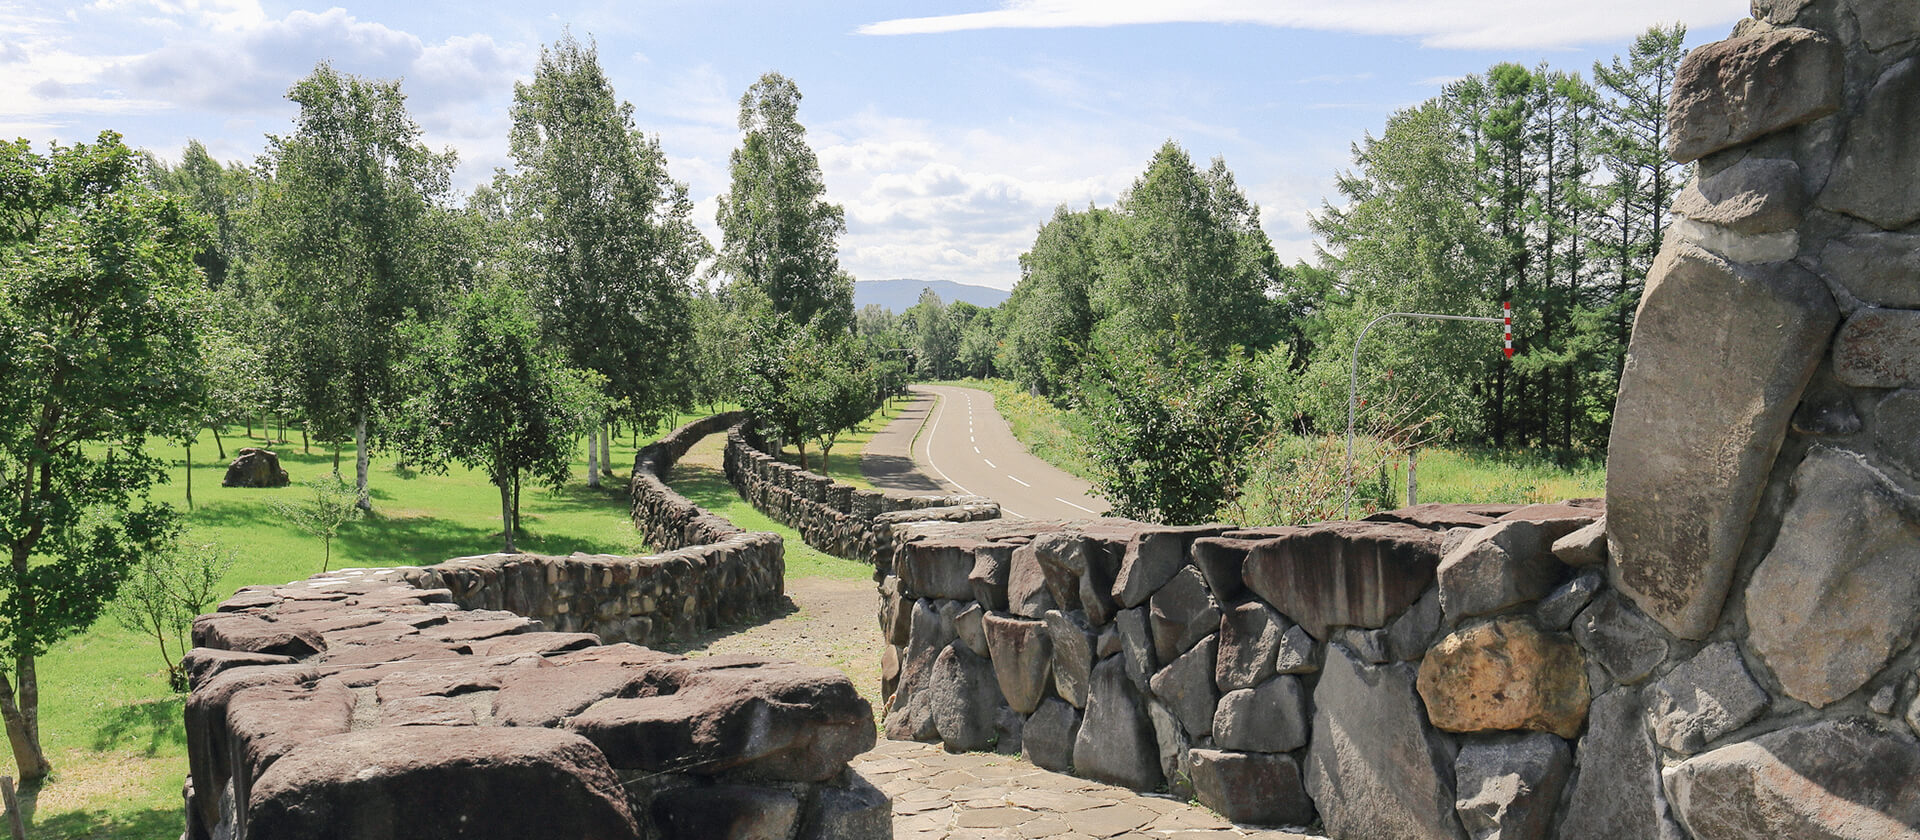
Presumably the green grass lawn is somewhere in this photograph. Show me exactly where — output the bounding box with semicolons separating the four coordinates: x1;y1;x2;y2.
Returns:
3;408;775;838
761;397;913;490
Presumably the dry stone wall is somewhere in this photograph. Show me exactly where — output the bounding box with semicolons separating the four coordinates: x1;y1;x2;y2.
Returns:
886;4;1920;837
724;423;998;569
181;414;886;840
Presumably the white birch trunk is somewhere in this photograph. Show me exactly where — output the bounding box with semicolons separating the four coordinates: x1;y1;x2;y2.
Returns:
586;426;601;488
599;422;612;480
354;408;371;511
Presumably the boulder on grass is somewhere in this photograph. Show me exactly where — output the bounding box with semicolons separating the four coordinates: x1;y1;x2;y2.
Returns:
223;448;290;488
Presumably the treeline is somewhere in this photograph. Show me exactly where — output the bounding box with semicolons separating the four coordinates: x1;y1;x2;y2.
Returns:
888;25;1691;523
0;35;879;781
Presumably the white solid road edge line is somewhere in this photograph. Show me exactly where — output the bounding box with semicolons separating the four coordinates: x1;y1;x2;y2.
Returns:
1056;497;1097;514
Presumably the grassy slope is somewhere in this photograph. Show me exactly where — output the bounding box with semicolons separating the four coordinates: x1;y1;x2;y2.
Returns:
762;397;913;490
931;379;1096;480
13;403;886;839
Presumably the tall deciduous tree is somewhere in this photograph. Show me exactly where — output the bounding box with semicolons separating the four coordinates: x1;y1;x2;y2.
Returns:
397;283;599;553
715;72;852;336
0;132;207;780
1002;205;1107;399
1096;142;1280;358
254;63;457;510
505;34;708;487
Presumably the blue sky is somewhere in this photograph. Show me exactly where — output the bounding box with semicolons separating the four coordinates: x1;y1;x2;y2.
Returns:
1;0;1745;290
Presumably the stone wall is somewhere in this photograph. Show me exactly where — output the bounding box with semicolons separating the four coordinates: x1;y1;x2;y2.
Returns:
724;423;999;569
878;503;1625;836
1597;0;1920;836
883;4;1920;837
181;414;886;840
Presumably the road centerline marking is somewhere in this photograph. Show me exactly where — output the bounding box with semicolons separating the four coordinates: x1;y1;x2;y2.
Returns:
1008;475;1030;487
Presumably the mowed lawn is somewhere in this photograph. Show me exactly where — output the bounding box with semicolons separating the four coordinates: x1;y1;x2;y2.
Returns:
9;413;699;838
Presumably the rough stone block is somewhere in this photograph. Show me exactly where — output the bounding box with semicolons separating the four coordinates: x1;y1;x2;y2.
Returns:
1570;591;1669;685
969;543;1013;612
1822;57;1920;229
1113;529;1187;607
1149;566;1220;663
1243;521;1444;640
1668;718;1920;840
983;612;1052;715
1647;641;1768;754
1535;570;1603;632
1606;240;1836;639
1553;686;1684;840
1190;537;1255;599
1216;600;1286;691
1116;606;1157;692
246;727;641;840
1453;733;1571;840
1670;157;1804;234
1834;307;1920;389
1417;617;1591;739
1668;27;1842;162
1274;623;1317;674
797;773;890;840
1305;644;1464;840
1148;633;1218;738
1549;518;1607;568
1073;656;1162;791
931;643;1007;752
1386;588;1442;662
1146;698;1194;801
1189;749;1316;828
1437;520;1561;625
653;784;799;840
897;539;979;600
1022;697;1081;773
1748;447;1920;708
1822;232;1920;309
1007;543;1056;619
954;602;987;657
1213;675;1309;753
1877;390;1920;477
1045;609;1097;709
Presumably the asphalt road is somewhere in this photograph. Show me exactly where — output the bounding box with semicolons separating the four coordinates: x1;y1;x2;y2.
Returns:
864;384;1108;521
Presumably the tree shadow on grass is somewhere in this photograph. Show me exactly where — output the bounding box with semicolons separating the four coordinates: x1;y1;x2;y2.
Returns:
29;801;181;840
662;461;742;512
88;696;185;756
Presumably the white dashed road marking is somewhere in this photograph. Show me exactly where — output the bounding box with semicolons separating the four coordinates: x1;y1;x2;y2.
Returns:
1008;475;1030;487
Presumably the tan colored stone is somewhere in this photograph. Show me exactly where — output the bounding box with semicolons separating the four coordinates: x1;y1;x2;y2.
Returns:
1668;27;1842;163
1416;617;1591;738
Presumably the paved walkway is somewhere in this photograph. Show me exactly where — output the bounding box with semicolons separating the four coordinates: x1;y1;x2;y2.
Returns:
868;384;1109;520
855;739;1323;840
863;389;952;493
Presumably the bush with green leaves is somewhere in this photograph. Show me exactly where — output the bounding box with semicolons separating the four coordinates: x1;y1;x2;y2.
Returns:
272;474;364;572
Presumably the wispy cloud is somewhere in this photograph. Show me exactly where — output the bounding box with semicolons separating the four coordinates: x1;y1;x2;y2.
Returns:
857;0;1740;50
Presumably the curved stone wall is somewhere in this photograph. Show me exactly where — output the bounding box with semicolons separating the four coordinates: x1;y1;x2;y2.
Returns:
724;422;998;569
182;414;884;840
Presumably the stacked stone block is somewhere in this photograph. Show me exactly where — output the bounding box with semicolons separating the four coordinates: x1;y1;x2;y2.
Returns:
1598;1;1920;837
882;503;1629;837
724;423;999;569
184;413;887;839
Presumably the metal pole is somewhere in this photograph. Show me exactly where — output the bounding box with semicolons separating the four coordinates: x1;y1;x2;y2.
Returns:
1345;311;1505;519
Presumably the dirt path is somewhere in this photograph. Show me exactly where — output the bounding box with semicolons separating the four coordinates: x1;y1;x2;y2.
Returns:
665;423;1321;839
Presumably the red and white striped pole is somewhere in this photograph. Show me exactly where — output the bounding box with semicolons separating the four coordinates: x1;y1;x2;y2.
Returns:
1502;301;1514;358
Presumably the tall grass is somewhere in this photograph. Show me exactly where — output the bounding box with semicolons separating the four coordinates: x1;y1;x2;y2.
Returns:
932;378;1097;480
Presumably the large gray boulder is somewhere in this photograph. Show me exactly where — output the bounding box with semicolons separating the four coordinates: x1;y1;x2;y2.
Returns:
1570;591;1669;686
1606;240;1836;639
797;773;891;840
1072;655;1162;791
1305;644;1465;840
1669;156;1805;234
222;448;290;488
885;599;955;740
1747;447;1920;708
1453;733;1571;840
1022;697;1081;773
1007;543;1057;618
246;727;641;840
1821;57;1920;229
1553;686;1684;840
1667;26;1842;163
1148;565;1220;663
1668;718;1920;840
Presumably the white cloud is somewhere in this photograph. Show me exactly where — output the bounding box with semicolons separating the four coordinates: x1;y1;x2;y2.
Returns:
858;0;1742;49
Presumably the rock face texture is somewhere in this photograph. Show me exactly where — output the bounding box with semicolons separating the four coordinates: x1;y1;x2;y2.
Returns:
1307;644;1465;840
1666;26;1842;163
187;413;887;840
1416;618;1590;739
1746;447;1920;708
1606;242;1836;640
1667;719;1920;840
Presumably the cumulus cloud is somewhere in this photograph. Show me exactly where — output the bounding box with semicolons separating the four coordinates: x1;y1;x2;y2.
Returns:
858;0;1741;49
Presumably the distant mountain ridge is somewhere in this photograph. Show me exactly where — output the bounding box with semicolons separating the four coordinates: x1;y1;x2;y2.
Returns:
854;278;1009;313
